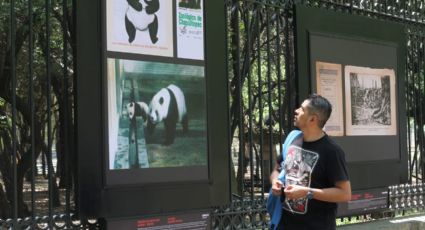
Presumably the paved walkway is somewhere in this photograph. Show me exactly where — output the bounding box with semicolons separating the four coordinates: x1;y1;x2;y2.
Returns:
338;214;425;230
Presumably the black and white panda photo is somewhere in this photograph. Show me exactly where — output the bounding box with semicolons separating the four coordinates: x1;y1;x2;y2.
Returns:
125;0;160;44
107;0;173;56
147;84;188;145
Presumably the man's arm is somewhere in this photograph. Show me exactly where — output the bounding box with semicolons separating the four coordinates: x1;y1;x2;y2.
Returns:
283;180;351;202
270;163;283;196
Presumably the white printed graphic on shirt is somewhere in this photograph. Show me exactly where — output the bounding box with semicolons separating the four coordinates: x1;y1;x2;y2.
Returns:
282;145;319;214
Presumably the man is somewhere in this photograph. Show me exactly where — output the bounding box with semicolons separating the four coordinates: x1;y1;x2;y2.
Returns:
269;94;351;230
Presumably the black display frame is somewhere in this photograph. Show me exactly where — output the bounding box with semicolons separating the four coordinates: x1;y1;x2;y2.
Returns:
101;0;209;186
76;0;230;218
295;5;407;216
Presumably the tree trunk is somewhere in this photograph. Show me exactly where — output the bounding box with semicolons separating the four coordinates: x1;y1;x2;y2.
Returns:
51;75;74;189
0;182;11;218
0;94;44;217
42;144;62;207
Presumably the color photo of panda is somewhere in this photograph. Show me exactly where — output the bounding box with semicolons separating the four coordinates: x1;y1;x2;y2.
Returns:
147;84;189;146
107;58;207;170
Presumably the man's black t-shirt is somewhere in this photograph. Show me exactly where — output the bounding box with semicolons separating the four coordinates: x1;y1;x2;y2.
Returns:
276;134;349;230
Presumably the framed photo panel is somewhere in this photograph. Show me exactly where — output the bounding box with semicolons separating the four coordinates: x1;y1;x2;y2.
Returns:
315;61;344;136
106;0;174;57
107;58;207;171
344;66;397;136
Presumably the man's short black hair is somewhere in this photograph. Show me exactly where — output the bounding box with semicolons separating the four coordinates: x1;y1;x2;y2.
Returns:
305;94;332;128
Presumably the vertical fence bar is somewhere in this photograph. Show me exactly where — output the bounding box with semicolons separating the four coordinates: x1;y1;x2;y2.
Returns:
412;34;417;183
235;0;245;200
417;35;422;182
9;0;18;223
407;35;413;183
415;0;419;21
224;0;233;206
412;36;419;182
422;1;424;23
412;34;417;182
245;5;255;202
413;35;420;182
421;36;425;181
45;0;54;227
403;0;406;20
62;0;71;227
265;3;274;178
411;35;417;182
275;4;283;161
72;0;79;217
413;33;418;183
256;3;265;199
28;0;36;226
283;4;293;134
406;36;412;183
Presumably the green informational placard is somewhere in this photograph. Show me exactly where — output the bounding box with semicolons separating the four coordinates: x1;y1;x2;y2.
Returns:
295;5;407;216
76;0;230;218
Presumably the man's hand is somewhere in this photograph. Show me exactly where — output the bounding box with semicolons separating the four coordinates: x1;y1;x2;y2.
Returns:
284;180;352;202
271;179;284;196
283;184;308;200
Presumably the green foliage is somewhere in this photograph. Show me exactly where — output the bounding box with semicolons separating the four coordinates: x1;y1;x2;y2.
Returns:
0;0;74;217
0;98;7;128
227;1;289;136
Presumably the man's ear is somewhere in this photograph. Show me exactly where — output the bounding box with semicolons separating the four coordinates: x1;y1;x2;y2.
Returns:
309;115;317;123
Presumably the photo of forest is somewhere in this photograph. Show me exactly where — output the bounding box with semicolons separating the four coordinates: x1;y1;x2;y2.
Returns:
349;73;391;126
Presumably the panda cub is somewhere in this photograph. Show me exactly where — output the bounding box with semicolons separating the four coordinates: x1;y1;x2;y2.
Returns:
147;84;188;145
125;0;160;44
126;101;149;123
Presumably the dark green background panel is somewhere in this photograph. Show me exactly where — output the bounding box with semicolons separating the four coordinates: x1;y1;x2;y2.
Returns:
309;33;399;163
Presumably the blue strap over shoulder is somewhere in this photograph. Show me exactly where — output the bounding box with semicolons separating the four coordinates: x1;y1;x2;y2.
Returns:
266;130;302;230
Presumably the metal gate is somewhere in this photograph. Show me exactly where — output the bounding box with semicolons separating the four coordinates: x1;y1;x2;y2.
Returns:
1;0;425;229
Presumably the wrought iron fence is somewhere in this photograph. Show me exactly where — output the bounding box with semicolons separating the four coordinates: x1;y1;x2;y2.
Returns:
0;0;98;229
1;0;425;229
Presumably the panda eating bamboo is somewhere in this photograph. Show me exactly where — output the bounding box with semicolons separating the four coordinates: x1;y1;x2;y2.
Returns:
147;84;188;145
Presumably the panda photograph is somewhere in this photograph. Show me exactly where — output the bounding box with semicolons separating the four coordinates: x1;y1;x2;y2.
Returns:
107;58;207;170
106;0;173;57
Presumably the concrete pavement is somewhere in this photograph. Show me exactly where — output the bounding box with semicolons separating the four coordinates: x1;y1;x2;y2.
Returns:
338;214;425;230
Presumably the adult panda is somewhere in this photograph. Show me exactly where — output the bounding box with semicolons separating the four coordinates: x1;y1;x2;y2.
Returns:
126;101;149;123
147;84;188;145
125;0;160;44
